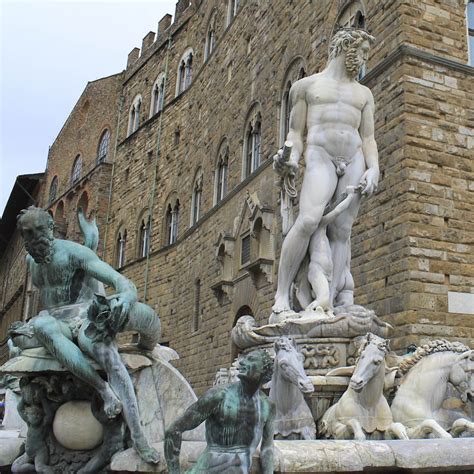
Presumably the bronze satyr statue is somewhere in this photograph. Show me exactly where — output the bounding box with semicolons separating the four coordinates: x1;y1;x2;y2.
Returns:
164;349;275;473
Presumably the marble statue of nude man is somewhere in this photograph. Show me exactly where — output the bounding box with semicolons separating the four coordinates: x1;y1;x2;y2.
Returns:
164;350;275;474
16;206;161;464
272;28;378;320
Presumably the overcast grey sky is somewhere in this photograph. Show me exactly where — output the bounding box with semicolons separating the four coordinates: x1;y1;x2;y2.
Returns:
0;0;176;215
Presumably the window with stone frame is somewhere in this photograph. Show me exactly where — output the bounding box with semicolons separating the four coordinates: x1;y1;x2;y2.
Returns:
71;155;82;184
280;58;306;146
215;142;229;204
48;176;58;204
191;171;203;226
240;233;251;265
468;0;474;66
334;1;367;79
165;200;180;245
227;0;240;26
138;215;151;258
176;50;194;95
205;11;217;61
116;229;127;268
127;95;142;136
243;110;262;178
150;74;166;116
97;129;110;163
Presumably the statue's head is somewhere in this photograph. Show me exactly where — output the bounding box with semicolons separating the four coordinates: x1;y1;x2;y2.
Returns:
238;349;273;385
329;28;375;77
17;206;55;264
24;405;43;426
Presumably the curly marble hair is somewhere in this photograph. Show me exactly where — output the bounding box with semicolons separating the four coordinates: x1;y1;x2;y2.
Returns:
329;28;375;61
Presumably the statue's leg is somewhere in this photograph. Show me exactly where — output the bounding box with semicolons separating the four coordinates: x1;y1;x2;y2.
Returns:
332;421;352;439
327;153;364;305
32;315;121;418
34;447;54;474
78;330;160;464
451;418;474;437
273;153;338;313
124;302;161;351
347;419;366;441
307;229;332;312
407;419;452;439
385;422;409;440
11;453;34;473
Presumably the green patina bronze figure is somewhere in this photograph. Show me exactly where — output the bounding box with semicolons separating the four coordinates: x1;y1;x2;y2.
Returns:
15;206;161;465
164;349;275;474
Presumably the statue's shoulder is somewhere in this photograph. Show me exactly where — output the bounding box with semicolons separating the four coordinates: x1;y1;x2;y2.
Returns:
291;74;319;94
56;239;96;260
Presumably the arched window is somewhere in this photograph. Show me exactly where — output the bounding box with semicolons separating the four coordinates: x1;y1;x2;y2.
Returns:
150;74;166;117
468;0;474;66
97;129;110;163
243;108;262;179
205;11;217;61
280;57;306;145
227;0;240;26
71;155;82;184
127;95;142;136
138;216;151;258
165;200;180;245
116;229;127;268
191;171;203;226
214;141;229;204
176;49;194;95
48;176;58;204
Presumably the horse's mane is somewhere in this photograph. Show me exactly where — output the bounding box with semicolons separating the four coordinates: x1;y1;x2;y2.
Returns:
398;339;469;375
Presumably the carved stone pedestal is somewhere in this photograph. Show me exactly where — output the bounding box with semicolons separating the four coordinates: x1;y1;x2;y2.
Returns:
0;346;204;473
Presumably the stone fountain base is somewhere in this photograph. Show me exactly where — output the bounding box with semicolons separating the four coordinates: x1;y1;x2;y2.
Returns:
110;438;474;473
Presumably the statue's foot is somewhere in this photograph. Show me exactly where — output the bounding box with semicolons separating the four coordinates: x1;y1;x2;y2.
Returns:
269;309;301;324
102;386;122;418
271;297;291;315
134;438;160;464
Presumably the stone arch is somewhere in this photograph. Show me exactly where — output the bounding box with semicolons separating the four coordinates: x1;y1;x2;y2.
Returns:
127;94;143;136
175;47;194;96
54;200;66;238
279;56;307;146
204;8;218;61
149;72;166;117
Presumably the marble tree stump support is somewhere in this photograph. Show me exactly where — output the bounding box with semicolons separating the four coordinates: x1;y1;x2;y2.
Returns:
164;349;275;474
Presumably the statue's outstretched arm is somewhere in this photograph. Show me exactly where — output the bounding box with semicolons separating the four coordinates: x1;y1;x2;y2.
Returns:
260;402;276;474
75;246;138;318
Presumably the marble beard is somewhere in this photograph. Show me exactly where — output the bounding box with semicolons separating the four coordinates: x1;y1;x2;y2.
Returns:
272;28;377;323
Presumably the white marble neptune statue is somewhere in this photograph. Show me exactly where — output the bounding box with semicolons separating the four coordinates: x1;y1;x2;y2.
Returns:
272;28;378;322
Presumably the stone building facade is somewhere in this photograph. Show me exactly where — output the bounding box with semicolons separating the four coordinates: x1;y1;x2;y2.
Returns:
1;0;473;395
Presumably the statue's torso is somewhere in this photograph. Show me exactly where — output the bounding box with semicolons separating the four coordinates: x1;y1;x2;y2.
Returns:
206;385;270;448
304;75;367;161
30;242;85;309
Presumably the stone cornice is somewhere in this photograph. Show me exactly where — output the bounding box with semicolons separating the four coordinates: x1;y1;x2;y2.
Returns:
362;45;474;86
